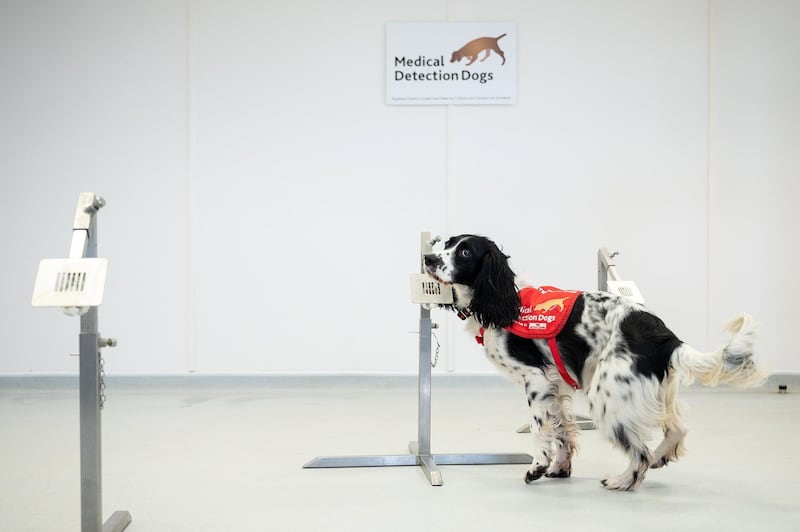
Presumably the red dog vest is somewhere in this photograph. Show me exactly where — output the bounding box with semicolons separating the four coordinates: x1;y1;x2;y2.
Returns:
507;286;581;339
476;286;582;389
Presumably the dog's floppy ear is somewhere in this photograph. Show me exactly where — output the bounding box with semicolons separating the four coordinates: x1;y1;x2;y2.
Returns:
470;246;520;328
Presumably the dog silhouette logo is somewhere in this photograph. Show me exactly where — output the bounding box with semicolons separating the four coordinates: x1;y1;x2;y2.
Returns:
533;297;571;313
450;34;507;66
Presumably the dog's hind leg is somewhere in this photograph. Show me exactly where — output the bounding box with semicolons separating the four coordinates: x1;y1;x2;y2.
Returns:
601;424;652;491
650;374;687;469
522;372;558;484
588;357;658;491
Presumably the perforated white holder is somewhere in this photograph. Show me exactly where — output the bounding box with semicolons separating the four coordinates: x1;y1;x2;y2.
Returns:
32;258;108;313
409;273;453;306
606;279;645;304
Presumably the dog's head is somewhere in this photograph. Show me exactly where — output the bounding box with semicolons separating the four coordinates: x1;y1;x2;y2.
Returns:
424;235;520;328
450;51;462;63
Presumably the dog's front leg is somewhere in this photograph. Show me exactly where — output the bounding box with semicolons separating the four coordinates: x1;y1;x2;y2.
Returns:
523;374;557;484
545;387;579;478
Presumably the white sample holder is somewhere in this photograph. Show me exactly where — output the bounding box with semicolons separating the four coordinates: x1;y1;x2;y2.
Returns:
303;232;532;486
31;193;131;532
598;247;646;303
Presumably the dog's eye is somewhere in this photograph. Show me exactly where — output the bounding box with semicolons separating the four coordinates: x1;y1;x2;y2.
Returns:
459;248;472;258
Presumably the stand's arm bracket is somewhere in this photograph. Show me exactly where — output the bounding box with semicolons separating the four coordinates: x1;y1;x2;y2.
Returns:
598;247;645;304
70;193;105;259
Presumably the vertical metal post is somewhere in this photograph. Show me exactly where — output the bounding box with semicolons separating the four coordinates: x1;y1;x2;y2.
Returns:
414;232;441;484
598;251;607;292
417;233;433;456
417;308;432;456
80;314;102;532
68;193;131;532
79;204;102;532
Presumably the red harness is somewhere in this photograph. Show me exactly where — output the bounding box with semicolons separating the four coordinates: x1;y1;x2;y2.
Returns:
471;286;582;390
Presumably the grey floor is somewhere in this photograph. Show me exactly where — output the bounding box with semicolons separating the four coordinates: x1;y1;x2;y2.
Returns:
1;376;798;532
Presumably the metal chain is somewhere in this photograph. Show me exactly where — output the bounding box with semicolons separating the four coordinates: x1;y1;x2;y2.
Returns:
431;330;441;368
98;352;106;410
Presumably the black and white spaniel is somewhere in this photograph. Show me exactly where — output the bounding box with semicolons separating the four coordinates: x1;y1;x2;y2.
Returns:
424;234;766;491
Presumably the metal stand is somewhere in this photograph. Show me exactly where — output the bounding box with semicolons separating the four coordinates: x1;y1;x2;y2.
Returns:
303;232;532;485
33;193;131;532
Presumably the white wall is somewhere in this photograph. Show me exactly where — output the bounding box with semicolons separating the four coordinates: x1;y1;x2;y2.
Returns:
442;0;710;372
708;0;800;373
0;0;189;373
0;1;796;375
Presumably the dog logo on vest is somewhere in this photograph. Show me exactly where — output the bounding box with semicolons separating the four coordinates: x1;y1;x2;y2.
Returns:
450;34;507;66
533;297;571;313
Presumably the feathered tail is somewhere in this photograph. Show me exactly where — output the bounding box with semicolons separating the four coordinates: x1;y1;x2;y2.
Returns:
671;314;768;388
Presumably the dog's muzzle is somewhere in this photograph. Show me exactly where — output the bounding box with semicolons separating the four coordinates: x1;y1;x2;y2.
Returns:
423;253;447;282
423;253;443;269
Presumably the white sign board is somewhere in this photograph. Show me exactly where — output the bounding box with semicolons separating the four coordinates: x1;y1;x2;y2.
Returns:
386;22;517;105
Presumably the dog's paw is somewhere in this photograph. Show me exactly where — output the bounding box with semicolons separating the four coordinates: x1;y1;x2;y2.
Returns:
524;465;549;484
600;474;639;491
601;475;626;490
649;456;671;469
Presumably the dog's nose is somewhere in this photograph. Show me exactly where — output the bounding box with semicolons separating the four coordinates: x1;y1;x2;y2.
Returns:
424;254;441;268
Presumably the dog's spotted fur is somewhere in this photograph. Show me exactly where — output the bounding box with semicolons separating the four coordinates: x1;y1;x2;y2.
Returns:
424;234;767;491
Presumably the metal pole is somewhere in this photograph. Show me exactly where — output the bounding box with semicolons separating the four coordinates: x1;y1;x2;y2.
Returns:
78;199;103;532
413;232;442;485
417;232;433;456
417;309;432;456
71;194;131;532
79;312;102;532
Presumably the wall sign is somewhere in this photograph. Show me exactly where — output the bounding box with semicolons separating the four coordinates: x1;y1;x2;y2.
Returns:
386;22;517;105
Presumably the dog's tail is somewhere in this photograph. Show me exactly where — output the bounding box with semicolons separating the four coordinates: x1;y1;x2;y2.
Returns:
670;314;768;388
497;33;507;40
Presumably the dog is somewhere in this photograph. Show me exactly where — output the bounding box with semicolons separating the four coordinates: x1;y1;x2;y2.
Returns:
424;234;766;491
450;34;507;66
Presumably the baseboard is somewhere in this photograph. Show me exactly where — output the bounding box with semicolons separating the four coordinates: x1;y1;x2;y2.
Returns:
0;372;797;393
762;372;799;393
0;373;509;391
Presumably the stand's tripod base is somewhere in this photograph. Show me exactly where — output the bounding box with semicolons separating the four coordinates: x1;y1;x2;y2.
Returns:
103;511;132;532
304;444;532;487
